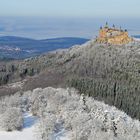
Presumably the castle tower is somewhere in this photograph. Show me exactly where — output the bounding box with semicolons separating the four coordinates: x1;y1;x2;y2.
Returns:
99;28;107;38
105;22;108;28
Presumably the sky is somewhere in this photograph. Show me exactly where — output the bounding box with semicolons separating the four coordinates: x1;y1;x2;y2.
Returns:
0;0;140;18
0;0;140;39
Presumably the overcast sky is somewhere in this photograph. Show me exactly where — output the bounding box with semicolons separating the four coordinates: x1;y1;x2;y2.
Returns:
0;0;139;18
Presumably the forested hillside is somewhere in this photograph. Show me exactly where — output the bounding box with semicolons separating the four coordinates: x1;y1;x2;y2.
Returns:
0;39;140;120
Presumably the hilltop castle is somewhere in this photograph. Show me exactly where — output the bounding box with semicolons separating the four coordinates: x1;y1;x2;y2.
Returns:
96;23;133;45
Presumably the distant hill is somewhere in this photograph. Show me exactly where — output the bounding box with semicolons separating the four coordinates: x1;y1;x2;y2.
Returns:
132;35;140;38
0;36;89;59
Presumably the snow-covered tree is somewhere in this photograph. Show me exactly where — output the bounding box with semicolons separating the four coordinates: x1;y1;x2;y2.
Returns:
0;86;140;139
0;107;23;131
33;87;140;140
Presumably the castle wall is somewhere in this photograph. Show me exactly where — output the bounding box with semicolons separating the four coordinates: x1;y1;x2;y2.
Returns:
99;30;107;38
108;32;131;45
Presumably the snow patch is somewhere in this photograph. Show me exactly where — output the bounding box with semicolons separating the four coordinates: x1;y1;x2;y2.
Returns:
53;129;71;140
133;37;140;42
23;113;38;129
8;80;25;89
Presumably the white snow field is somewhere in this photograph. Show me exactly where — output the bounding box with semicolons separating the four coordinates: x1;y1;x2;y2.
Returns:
0;113;38;140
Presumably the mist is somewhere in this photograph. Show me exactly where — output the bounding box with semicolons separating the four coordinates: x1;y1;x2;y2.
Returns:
0;17;140;39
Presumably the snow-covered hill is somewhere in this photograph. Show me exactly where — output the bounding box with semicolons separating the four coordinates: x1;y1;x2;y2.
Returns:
0;87;140;140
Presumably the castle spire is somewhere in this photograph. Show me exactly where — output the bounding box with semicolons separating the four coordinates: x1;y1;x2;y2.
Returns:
113;24;115;29
105;22;108;28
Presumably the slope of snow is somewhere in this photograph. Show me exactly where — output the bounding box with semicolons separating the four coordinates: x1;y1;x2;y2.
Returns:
133;37;140;42
0;113;38;140
53;129;71;140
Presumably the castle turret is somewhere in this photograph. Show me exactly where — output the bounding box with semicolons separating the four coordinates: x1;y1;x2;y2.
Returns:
105;22;108;28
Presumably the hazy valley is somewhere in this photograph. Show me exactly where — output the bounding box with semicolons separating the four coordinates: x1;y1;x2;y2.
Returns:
0;36;88;59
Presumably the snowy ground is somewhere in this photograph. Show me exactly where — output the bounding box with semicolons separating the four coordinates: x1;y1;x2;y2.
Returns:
0;113;70;140
133;37;140;42
7;80;26;89
53;129;71;140
0;113;38;140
